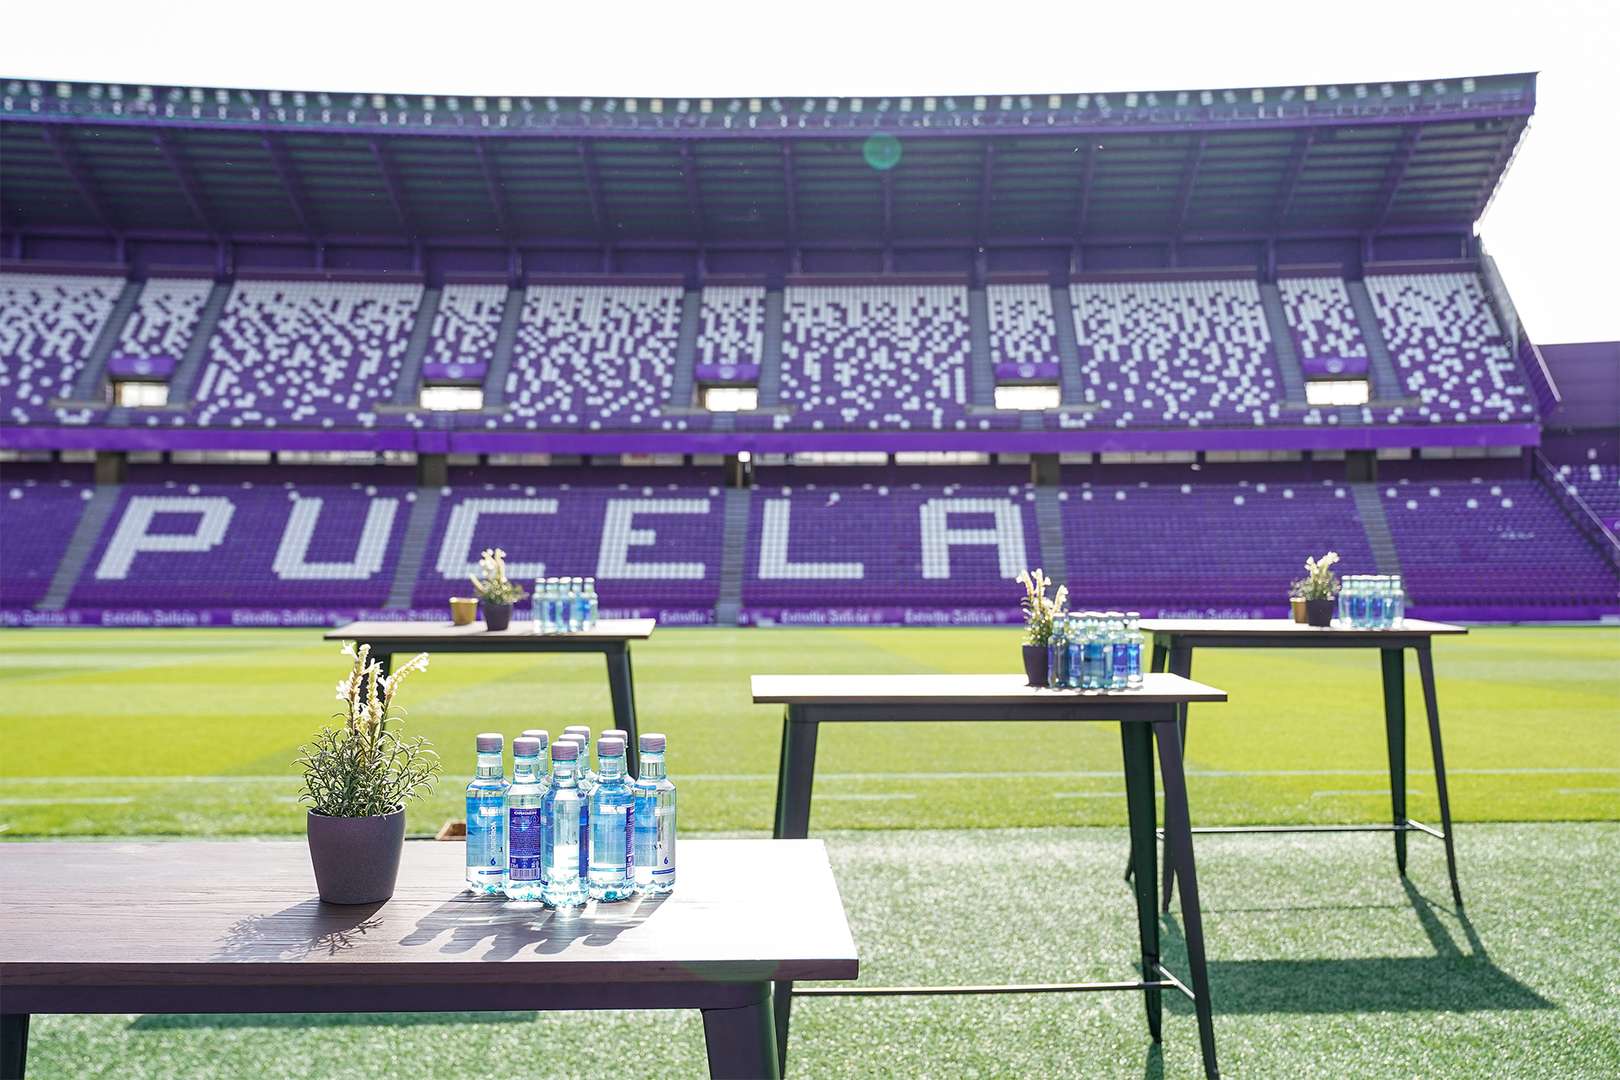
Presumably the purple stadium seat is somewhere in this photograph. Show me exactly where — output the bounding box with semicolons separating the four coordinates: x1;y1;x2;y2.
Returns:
0;468;93;606
113;278;211;376
1279;276;1368;374
409;470;723;620
0;272;122;425
67;468;412;610
988;284;1058;373
192;280;423;429
1060;479;1376;613
1364;273;1535;424
698;286;765;373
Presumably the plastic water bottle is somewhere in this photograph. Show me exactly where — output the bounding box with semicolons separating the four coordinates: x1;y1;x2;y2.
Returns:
533;578;551;633
504;736;547;902
559;578;577;632
1125;612;1144;689
1082;613;1107;689
1368;575;1387;628
1066;614;1085;689
539;740;586;908
521;729;550;759
1107;611;1129;690
1047;615;1069;689
1337;577;1352;626
583;577;599;628
564;726;596;790
1348;576;1369;628
465;733;509;895
562;726;594;879
574;578;592;633
1390;575;1406;627
587;737;635;901
632;732;676;894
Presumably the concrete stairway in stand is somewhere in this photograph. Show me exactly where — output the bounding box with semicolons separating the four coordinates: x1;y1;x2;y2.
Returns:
713;487;753;625
1259;283;1308;406
1345;280;1403;402
384;487;443;610
1033;487;1070;586
37;486;121;611
167;281;233;403
391;286;441;405
480;287;526;408
1351;483;1403;575
69;279;143;400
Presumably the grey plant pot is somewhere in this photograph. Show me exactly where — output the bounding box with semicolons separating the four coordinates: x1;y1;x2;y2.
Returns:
306;807;406;904
482;601;513;632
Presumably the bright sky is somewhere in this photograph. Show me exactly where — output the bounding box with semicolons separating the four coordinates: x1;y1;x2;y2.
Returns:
4;0;1616;343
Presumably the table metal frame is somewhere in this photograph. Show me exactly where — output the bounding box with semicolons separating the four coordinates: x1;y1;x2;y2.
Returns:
765;684;1226;1080
1139;623;1464;914
326;620;649;771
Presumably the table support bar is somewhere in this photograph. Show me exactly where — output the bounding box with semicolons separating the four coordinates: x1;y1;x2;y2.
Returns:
793;977;1193;999
1154;821;1448;838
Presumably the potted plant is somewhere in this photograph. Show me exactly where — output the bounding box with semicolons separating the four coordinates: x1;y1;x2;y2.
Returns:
1016;568;1068;686
296;643;439;904
1294;551;1341;628
469;547;527;631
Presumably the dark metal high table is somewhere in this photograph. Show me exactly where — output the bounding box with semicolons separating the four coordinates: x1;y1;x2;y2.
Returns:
0;838;858;1080
326;618;654;771
753;672;1229;1080
1138;618;1468;912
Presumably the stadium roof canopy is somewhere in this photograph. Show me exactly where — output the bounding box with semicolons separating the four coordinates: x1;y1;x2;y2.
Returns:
0;73;1533;256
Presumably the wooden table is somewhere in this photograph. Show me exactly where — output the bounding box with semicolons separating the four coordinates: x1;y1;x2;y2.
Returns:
327;618;655;771
0;838;855;1080
1139;618;1468;912
752;672;1229;1080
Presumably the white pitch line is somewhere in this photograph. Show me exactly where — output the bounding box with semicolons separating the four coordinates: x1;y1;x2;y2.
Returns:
814;793;918;802
1310;788;1426;798
1554;787;1620;795
0;796;135;806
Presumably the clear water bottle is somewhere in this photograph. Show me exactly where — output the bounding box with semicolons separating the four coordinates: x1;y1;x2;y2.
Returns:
465;733;509;895
632;733;676;895
1107;611;1129;690
1390;575;1406;627
504;736;547;902
1336;576;1352;626
1348;575;1369;628
1125;612;1144;689
562;726;594;879
521;729;550;758
561;578;579;632
564;725;596;790
583;577;599;629
1368;575;1387;628
1066;613;1085;689
1083;612;1108;689
539;740;586;908
532;578;552;633
1047;614;1070;689
574;578;593;632
588;737;635;902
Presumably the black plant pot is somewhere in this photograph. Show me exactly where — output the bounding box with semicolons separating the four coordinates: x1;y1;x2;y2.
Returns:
1305;598;1335;628
307;807;405;904
482;601;513;632
1022;644;1049;687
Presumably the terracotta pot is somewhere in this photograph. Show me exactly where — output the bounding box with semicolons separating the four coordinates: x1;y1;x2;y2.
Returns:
449;597;478;626
1290;596;1308;624
1022;643;1049;687
306;807;405;904
1305;597;1335;628
482;600;513;632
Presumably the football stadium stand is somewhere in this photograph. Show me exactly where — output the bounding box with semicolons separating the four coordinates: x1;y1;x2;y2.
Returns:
1;72;1615;625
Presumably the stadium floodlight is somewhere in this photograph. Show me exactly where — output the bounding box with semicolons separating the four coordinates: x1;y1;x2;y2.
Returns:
700;99;712;114
1304;86;1317;102
1305;379;1370;407
1047;94;1061;109
1251;88;1265;104
703;387;758;412
421;386;485;412
995;385;1061;411
1125;92;1138;108
975;96;987;111
113;381;169;409
1462;77;1476;93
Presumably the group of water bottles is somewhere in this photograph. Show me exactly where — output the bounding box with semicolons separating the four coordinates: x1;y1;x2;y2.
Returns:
1048;611;1146;690
465;726;676;908
534;577;599;633
1337;574;1407;629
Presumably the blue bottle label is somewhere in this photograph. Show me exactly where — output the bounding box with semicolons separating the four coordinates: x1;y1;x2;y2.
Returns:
578;801;591;878
508;806;541;881
624;800;636;874
466;796;505;871
654;806;676;883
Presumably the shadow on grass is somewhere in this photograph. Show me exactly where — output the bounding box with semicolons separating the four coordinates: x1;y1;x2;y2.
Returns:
1161;879;1552;1014
130;1012;534;1031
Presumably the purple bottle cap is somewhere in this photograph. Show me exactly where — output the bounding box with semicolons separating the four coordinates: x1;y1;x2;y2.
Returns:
597;736;625;758
639;733;666;753
603;728;629;744
521;729;549;750
564;725;591;740
476;733;503;753
513;736;540;758
551;740;578;761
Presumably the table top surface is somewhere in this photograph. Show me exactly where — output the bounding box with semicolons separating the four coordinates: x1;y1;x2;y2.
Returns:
0;839;855;985
1139;617;1467;638
751;671;1226;706
326;618;656;644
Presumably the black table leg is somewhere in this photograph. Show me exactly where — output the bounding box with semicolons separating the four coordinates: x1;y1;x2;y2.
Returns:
771;706;820;1074
1121;721;1163;1042
605;645;641;774
1380;647;1408;877
702;983;781;1080
1160;641;1194;911
1127;637;1174;884
1;1013;27;1080
1417;643;1464;907
1155;717;1221;1080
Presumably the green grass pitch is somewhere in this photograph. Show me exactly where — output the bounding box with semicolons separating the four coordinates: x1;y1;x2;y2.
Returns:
1;625;1615;837
2;626;1617;1078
